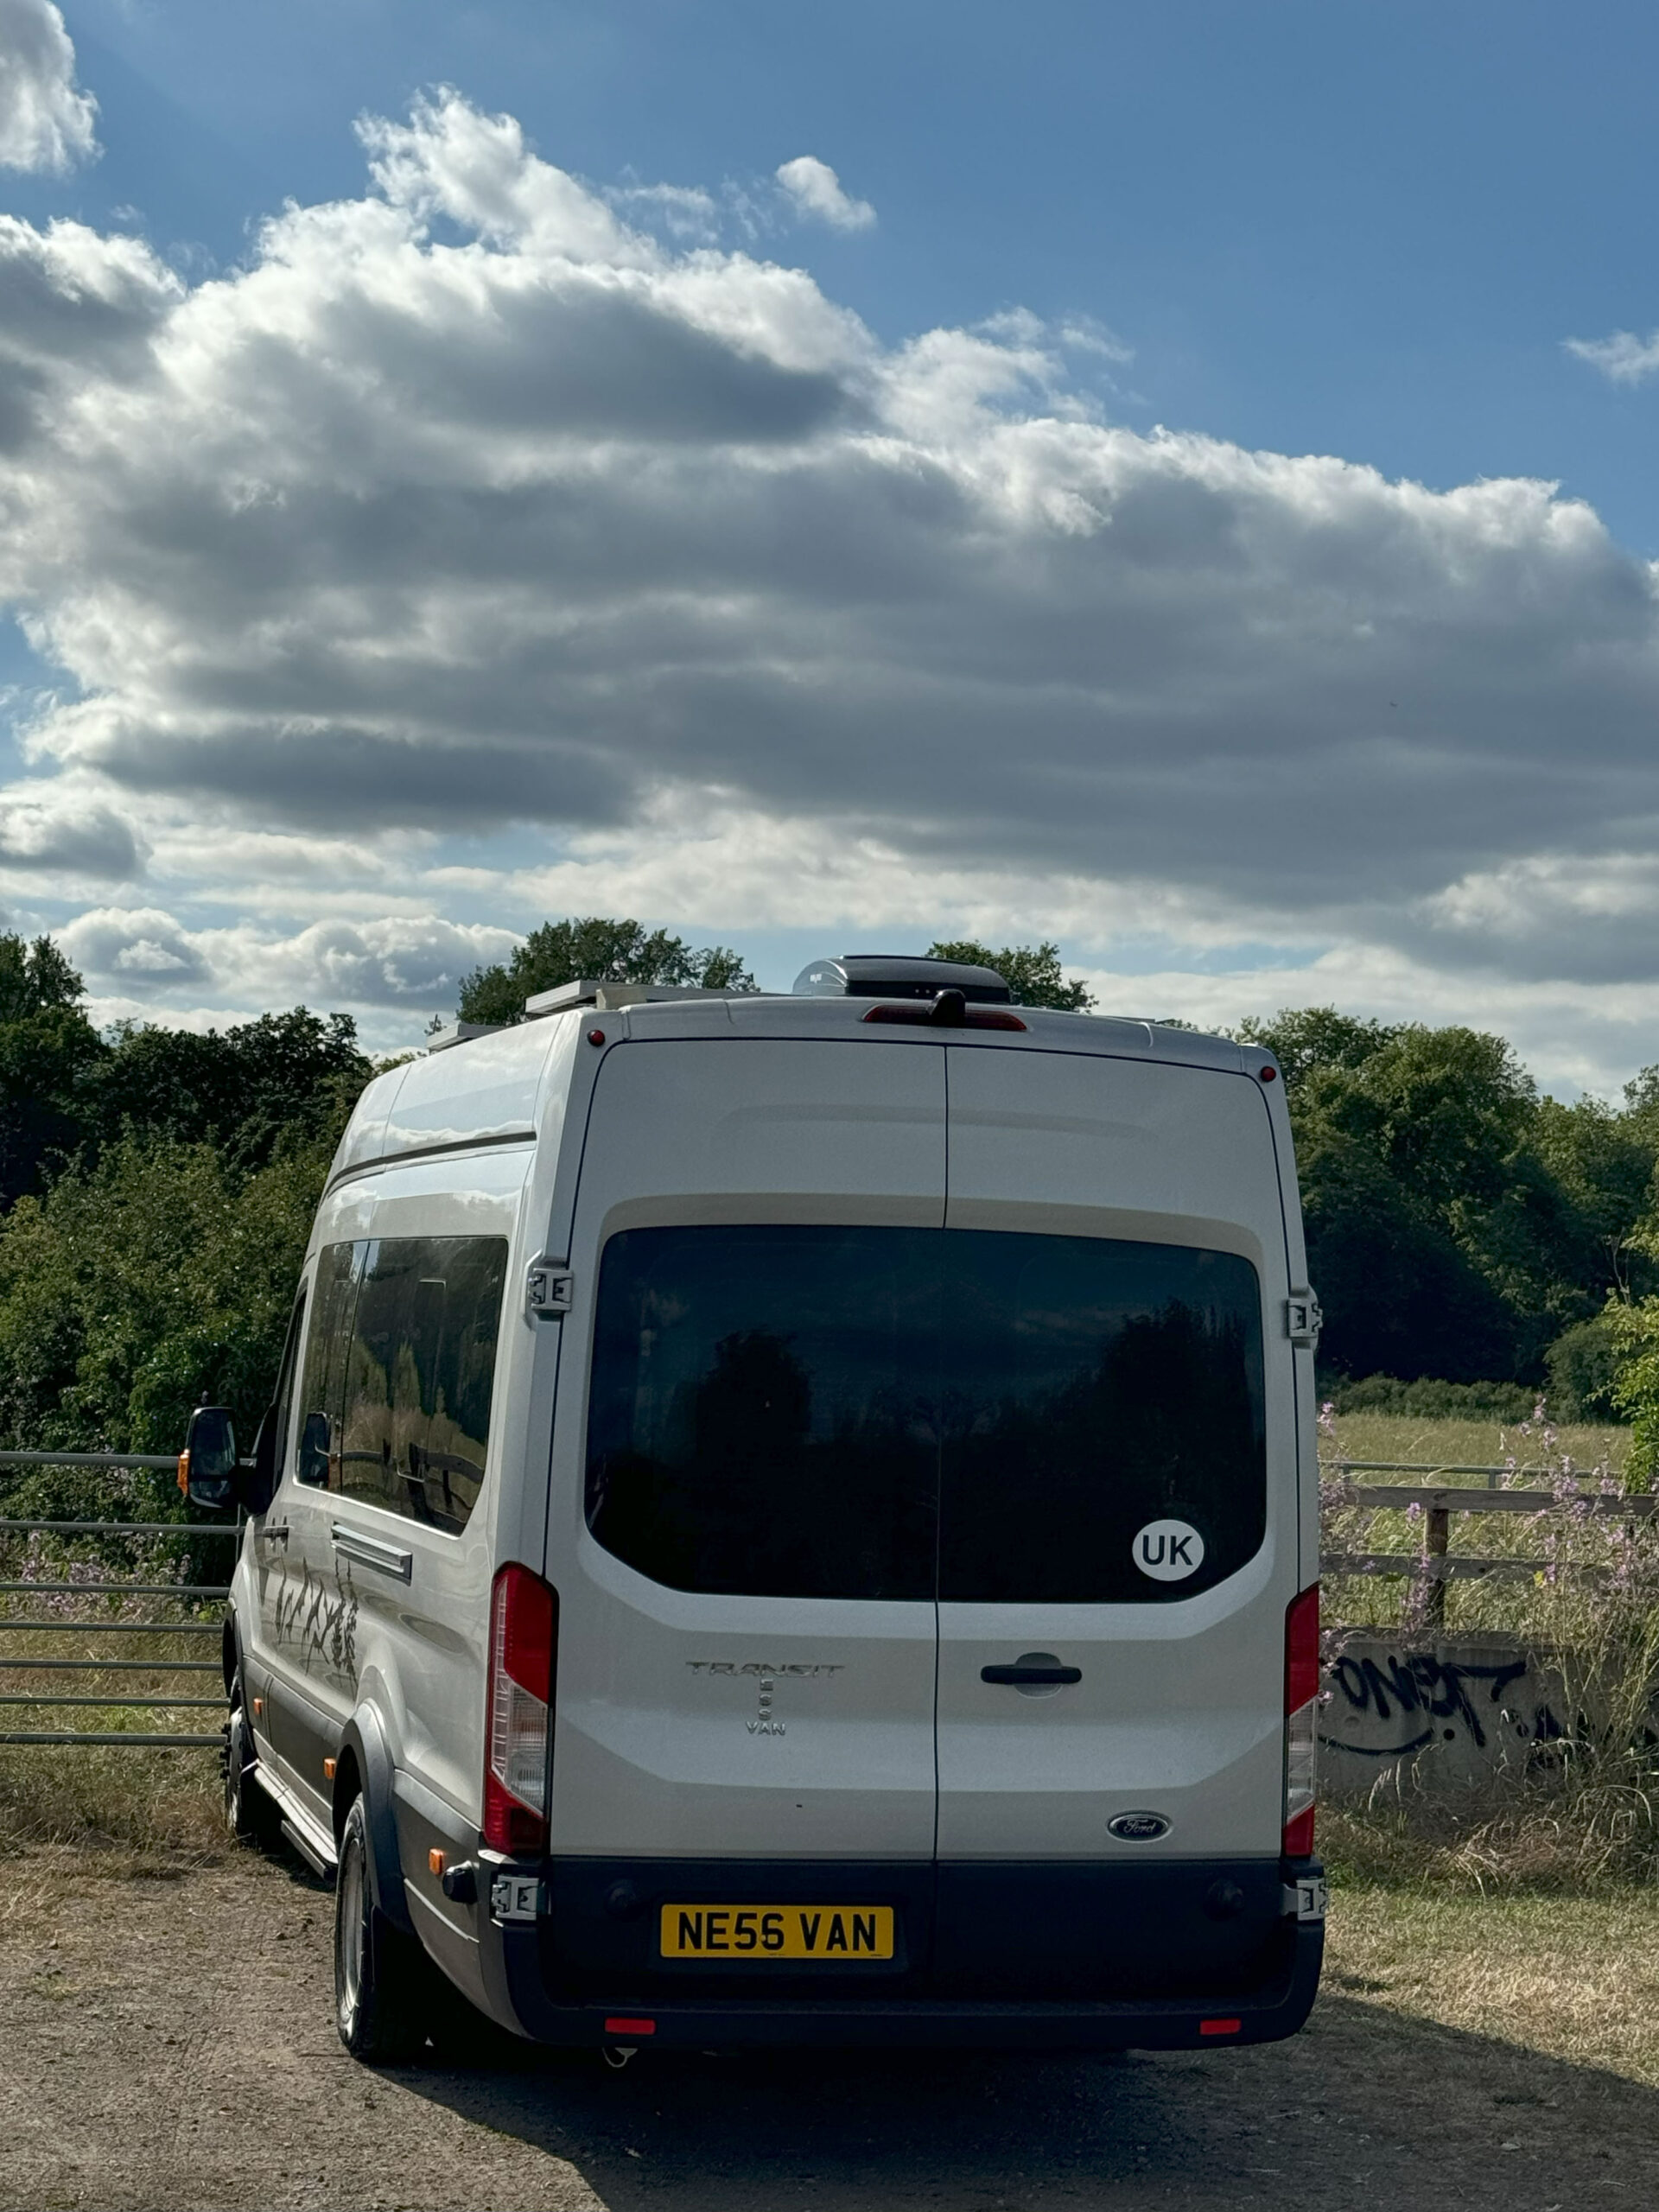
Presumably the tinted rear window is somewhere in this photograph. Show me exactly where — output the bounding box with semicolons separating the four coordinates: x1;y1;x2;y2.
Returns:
586;1226;1264;1602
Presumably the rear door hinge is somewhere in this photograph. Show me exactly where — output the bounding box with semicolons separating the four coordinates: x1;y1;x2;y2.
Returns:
525;1256;574;1320
1284;1291;1322;1350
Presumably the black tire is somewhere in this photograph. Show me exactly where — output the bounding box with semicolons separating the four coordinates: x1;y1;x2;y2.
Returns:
223;1673;281;1847
334;1795;430;2063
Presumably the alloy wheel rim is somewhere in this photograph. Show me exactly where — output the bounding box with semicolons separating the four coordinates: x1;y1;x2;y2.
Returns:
338;1835;365;2026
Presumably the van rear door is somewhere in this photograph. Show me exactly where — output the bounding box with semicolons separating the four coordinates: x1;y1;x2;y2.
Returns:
547;1037;943;1872
931;1044;1299;1995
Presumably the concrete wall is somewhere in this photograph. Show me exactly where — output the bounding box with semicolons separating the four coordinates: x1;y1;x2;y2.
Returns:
1320;1633;1568;1791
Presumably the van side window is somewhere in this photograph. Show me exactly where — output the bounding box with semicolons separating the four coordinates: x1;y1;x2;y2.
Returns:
295;1241;360;1488
337;1235;508;1535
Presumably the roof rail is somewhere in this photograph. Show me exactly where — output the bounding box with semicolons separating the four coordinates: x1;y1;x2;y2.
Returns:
426;1020;506;1054
523;980;736;1019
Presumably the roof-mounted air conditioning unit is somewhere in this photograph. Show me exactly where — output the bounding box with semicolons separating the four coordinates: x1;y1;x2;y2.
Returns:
791;954;1011;1003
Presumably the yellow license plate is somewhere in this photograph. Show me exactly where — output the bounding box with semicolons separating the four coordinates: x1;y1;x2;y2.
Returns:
660;1904;894;1961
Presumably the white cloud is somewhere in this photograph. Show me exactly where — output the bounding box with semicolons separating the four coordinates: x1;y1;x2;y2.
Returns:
60;904;518;1016
774;155;875;232
6;91;1659;1089
0;0;97;174
1565;328;1659;385
0;781;140;876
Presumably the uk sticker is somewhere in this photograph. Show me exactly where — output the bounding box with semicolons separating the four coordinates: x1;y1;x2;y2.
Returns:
1133;1519;1205;1581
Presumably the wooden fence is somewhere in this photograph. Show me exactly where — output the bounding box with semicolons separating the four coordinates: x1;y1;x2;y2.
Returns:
1323;1460;1656;1627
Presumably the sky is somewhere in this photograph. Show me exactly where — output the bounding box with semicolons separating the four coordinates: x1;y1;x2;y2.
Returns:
3;2;1659;1093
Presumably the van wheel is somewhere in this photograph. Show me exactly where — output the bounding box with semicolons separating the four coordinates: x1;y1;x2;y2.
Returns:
223;1675;280;1847
334;1795;429;2064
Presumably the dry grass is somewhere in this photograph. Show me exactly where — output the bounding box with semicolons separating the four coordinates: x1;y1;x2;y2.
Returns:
0;1582;231;1912
1324;1867;1659;2088
0;1746;226;1928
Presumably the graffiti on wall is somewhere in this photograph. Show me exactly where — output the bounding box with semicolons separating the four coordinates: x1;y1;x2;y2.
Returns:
1320;1636;1567;1780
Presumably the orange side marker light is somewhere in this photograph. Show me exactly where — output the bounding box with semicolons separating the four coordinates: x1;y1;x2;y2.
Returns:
429;1849;448;1876
322;1757;336;1781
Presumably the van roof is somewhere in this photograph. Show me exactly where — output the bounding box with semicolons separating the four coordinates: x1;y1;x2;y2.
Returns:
329;995;1262;1187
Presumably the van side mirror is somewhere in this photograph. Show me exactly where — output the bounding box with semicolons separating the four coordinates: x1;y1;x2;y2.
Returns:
178;1405;237;1511
241;1402;280;1516
297;1411;331;1488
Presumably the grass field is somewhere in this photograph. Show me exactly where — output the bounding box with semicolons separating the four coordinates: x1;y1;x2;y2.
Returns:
1323;1409;1630;1476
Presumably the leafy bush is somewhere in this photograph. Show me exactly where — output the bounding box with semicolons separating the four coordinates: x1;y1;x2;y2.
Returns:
1327;1374;1537;1421
1546;1313;1624;1421
0;1129;339;1495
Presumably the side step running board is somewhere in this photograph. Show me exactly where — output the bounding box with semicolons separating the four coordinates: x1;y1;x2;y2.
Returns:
281;1818;333;1882
252;1755;339;1882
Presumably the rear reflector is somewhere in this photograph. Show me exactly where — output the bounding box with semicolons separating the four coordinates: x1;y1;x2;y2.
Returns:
1283;1582;1319;1856
484;1563;558;1856
1199;2018;1242;2037
604;2017;656;2037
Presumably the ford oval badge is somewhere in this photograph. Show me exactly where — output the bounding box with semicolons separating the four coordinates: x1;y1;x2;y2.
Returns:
1108;1810;1172;1842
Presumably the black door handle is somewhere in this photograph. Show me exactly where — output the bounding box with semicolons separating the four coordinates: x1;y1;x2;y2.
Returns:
981;1662;1082;1686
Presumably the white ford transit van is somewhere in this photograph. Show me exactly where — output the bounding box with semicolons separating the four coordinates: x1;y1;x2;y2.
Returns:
207;956;1325;2061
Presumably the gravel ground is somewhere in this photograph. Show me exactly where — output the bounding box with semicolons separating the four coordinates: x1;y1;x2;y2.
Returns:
3;1850;1656;2212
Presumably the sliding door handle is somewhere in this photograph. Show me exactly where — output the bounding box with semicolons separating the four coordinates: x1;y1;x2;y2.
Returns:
331;1523;412;1583
981;1661;1082;1687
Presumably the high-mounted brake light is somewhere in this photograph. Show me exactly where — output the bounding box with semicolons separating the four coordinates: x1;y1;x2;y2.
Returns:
861;1001;1027;1031
1282;1583;1319;1858
484;1563;557;1856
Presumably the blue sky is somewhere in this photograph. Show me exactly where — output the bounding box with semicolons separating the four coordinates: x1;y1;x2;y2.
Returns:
35;0;1659;543
3;1;1659;1089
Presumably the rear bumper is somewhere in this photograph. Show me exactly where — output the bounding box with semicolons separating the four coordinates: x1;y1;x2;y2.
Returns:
472;1854;1325;2052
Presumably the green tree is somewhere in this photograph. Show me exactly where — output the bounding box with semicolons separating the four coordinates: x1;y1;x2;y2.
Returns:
1235;1007;1400;1087
1246;1007;1624;1383
0;1124;346;1467
458;917;757;1026
87;1009;371;1168
0;933;107;1209
925;939;1095;1012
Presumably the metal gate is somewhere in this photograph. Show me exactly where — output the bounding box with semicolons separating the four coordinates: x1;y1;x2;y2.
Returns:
0;1451;233;1748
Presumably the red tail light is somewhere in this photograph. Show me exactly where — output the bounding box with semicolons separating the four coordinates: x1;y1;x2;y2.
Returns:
1282;1583;1319;1858
483;1563;557;1856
